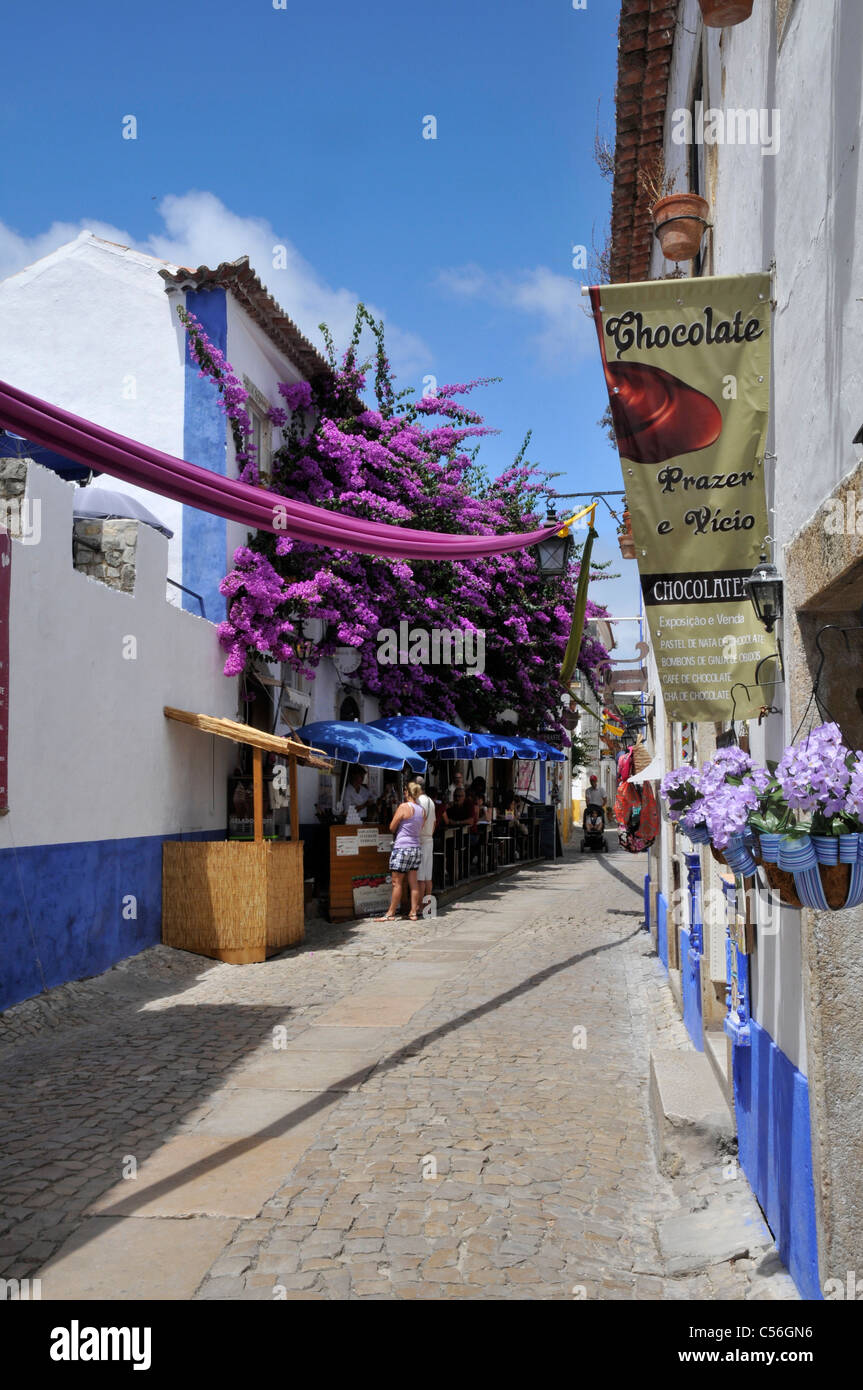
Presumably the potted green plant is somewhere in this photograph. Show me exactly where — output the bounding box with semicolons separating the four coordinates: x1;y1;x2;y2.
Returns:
699;0;754;28
639;155;711;264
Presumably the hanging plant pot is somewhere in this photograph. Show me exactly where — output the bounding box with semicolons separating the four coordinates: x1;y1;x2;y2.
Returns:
618;533;637;560
761;860;803;908
698;0;754;27
762;834;857;910
652;193;711;263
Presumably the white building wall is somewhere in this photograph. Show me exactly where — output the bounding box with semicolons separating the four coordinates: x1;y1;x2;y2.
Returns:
0;463;236;850
0;233;187;587
222;293;307;569
651;0;863;1076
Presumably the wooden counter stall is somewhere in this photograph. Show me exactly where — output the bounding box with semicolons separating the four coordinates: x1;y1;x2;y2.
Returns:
328;822;394;922
161;706;332;963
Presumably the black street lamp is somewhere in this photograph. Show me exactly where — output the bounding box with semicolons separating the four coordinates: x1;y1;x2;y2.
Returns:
744;553;784;633
534;510;575;578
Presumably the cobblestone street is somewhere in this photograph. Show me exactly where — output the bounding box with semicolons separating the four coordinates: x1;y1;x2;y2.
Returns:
0;846;798;1301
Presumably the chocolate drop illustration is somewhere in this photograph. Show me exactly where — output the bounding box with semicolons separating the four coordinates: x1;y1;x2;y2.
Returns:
605;360;722;464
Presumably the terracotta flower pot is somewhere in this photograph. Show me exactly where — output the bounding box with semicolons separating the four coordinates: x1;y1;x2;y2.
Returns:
652;193;711;262
698;0;754;27
618;533;637;559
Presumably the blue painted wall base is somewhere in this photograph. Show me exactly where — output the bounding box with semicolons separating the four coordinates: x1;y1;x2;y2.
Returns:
680;925;704;1051
0;830;222;1012
733;1019;820;1300
182;287;228;624
657;892;668;969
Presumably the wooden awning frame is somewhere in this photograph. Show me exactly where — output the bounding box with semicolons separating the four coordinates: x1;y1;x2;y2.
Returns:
164;705;333;842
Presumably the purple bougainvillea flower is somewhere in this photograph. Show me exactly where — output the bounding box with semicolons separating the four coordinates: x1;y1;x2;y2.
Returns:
179;305;613;731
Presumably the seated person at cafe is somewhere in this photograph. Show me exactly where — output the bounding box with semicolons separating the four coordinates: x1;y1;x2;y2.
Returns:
443;786;474;825
469;792;491;863
503;794;530;856
342;767;374;821
447;770;464;798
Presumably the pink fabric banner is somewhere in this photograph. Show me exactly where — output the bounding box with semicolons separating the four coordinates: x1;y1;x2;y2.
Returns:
0;379;561;562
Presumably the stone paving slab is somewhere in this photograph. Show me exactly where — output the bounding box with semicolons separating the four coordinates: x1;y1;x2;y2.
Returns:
229;1051;379;1092
190;1088;337;1142
87;1135;312;1220
287;1026;399;1052
314;994;431;1027
38;1215;239;1299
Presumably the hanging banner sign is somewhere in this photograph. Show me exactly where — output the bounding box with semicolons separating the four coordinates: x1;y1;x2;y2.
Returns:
590;273;776;722
0;529;9;812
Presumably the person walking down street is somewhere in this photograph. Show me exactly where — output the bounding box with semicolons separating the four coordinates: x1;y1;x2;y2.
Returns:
584;774;607;829
376;782;424;922
415;776;437;915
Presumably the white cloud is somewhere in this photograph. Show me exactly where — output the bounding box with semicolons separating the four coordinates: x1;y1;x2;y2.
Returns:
0;191;430;380
437;262;593;371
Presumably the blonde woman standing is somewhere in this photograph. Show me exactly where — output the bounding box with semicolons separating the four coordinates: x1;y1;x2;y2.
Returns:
376;782;424;922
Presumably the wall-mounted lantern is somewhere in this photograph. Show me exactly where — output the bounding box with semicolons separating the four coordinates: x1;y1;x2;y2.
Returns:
744;554;784;633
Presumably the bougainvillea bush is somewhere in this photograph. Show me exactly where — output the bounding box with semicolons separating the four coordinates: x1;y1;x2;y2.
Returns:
181;304;612;735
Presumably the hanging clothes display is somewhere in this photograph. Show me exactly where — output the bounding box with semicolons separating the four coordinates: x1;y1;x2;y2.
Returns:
615;778;659;853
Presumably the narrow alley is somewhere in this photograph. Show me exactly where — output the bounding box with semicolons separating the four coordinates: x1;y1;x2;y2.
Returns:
0;847;796;1301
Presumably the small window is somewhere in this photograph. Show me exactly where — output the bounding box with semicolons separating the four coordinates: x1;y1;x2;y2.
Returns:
242;377;273;482
339;694;361;723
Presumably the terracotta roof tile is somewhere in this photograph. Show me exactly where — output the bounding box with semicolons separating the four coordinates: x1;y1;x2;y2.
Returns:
159;256;334;383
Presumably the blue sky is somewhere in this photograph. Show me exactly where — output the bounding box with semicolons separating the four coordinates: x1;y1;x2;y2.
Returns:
2;0;641;653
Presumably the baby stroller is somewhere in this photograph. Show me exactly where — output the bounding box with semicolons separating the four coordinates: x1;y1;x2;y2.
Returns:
581;805;609;853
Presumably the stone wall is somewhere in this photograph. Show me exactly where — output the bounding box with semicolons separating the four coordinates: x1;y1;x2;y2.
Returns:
72;518;139;593
0;457;27;508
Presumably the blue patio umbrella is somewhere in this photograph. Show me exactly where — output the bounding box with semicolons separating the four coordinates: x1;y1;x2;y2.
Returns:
295;720;427;773
513;736;566;762
426;732;513;761
466;734;512;758
0;431;97;484
490;735;535;759
369;715;472;754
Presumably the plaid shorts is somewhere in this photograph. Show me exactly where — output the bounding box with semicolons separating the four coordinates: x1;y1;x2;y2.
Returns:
389;845;422;873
